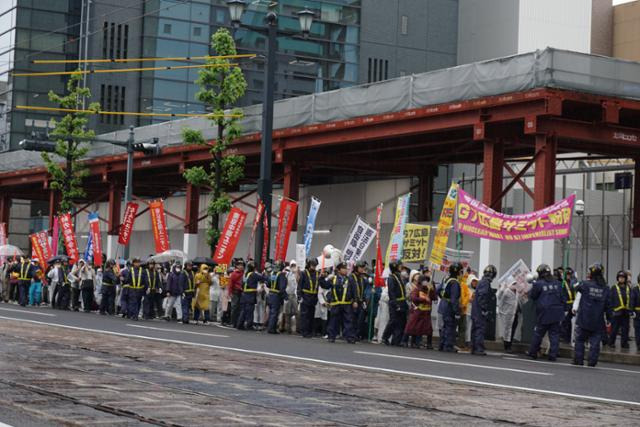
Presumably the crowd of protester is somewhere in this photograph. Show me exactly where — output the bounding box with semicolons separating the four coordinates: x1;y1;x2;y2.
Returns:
0;254;637;367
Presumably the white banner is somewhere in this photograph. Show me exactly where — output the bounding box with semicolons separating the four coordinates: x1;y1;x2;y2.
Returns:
296;244;306;269
439;247;474;272
342;216;377;263
496;259;532;303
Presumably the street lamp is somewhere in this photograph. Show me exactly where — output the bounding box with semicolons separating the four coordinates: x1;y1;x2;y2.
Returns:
226;1;314;266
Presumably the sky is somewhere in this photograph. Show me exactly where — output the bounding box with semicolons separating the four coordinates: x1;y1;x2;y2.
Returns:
613;0;636;4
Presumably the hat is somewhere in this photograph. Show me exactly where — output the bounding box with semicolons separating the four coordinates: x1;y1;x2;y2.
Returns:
289;259;297;266
410;269;421;283
467;274;479;284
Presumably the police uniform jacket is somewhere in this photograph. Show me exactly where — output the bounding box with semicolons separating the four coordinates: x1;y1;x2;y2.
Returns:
126;266;149;292
438;277;460;317
529;278;565;325
348;273;365;304
268;271;288;300
298;269;320;305
179;270;196;296
631;285;640;316
575;279;611;332
240;271;268;304
609;283;631;316
387;273;408;312
13;261;33;283
327;274;357;307
146;269;163;293
471;276;492;320
101;269;119;288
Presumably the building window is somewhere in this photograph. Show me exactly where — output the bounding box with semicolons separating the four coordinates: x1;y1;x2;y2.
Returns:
401;15;408;35
384;59;389;80
109;23;115;59
100;84;126;125
193;26;201;37
123;25;128;59
367;57;372;83
102;22;108;58
102;22;130;59
163;23;172;34
368;58;388;83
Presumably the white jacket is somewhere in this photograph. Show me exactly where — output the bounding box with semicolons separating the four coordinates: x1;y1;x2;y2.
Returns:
497;285;518;316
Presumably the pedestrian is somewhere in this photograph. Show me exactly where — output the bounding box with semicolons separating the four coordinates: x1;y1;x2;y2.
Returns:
118;261;130;317
56;260;71;310
375;283;389;343
298;258;320;338
28;270;43;306
180;260;196;324
497;279;518;353
228;259;245;327
254;272;268;330
266;262;288;334
126;258;148;320
438;262;462;353
78;260;96;312
193;264;212;324
326;262;357;343
457;269;472;351
470;265;496;356
236;262;267;330
219;267;230;324
7;259;19;303
349;260;368;340
210;265;223;322
47;260;64;308
382;261;408;346
631;274;640;348
608;270;631;349
143;260;164;319
0;261;9;303
281;260;299;334
527;264;565;361
573;263;612;367
100;259;119;315
315;284;329;337
404;275;433;348
68;260;84;311
164;262;183;321
559;267;576;343
12;256;33;307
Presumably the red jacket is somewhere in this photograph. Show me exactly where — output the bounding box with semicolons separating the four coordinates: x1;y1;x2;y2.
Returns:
228;269;244;296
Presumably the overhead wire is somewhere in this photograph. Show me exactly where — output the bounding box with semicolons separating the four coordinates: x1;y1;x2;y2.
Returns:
32;54;256;64
13;63;241;77
16;105;242;119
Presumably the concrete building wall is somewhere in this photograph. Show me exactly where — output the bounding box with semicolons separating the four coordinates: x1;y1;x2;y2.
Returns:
591;0;614;56
613;0;640;61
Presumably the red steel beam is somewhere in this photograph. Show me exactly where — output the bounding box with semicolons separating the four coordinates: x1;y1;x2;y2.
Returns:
504;163;535;201
534;134;557;210
634;159;640;238
484;139;504;211
184;183;200;234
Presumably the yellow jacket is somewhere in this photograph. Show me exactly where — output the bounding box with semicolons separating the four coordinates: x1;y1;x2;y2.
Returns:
459;276;471;313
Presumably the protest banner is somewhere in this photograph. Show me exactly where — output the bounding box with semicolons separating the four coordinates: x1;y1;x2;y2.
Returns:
496;259;532;304
402;224;431;263
0;222;6;264
30;230;52;270
118;202;139;245
274;199;298;262
342;216;376;263
261;212;269;269
150;200;170;253
456;189;575;241
88;212;102;266
438;247;474;272
374;204;385;287
385;193;411;263
58;212;79;264
303;197;321;256
246;198;265;259
296;244;306;268
213;207;247;265
429;183;458;267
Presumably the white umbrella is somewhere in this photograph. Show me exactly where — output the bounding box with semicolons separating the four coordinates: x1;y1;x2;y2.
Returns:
0;244;24;257
148;249;186;263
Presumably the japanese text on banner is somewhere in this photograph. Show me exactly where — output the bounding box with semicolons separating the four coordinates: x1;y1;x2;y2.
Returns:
149;200;170;253
30;230;52;270
342;216;376;263
402;224;431;263
303;197;321;256
385;193;411;263
58;213;79;264
246;198;265;259
456;189;575;241
429;182;458;268
88;212;102;266
118;202;139;245
274;199;298;262
374;204;385;287
213;207;247;265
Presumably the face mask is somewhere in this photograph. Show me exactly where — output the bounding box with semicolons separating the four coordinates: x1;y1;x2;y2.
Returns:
176;267;182;272
424;276;431;283
400;271;409;279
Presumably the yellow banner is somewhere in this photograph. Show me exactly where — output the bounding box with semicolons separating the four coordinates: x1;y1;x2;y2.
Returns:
402;224;431;263
429;182;459;267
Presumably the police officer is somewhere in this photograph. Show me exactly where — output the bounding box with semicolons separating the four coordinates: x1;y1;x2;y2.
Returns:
236;262;267;330
99;259;119;315
349;260;367;340
326;262;357;343
559;267;576;343
267;261;288;334
12;257;33;307
143;260;163;320
471;264;496;356
438;262;462;352
572;263;612;367
118;261;131;317
180;260;196;324
527;264;566;361
608;270;631;349
382;261;408;346
631;274;640;348
297;258;320;338
126;258;149;320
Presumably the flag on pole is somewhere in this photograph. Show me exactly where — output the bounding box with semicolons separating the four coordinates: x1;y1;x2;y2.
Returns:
374;204;385;287
88;212;102;266
303;196;321;256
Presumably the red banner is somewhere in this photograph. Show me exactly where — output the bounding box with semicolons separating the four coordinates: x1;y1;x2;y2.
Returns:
246;198;265;259
150;200;170;253
374;204;385;287
0;222;7;246
88;213;102;267
58;213;79;264
261;211;269;270
213;207;247;265
274;199;298;262
118;202;139;245
30;230;52;270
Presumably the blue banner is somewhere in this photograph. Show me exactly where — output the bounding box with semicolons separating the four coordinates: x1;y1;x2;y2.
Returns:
303;197;321;256
83;224;93;262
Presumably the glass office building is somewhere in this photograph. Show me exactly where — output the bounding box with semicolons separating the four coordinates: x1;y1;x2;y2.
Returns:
139;0;361;125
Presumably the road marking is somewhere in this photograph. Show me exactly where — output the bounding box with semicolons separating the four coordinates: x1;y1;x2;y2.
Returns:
1;315;639;408
126;324;228;338
355;351;552;376
502;356;640;375
0;307;55;317
0;421;15;427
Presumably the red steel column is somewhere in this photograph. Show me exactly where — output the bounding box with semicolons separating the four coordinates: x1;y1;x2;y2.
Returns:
483;139;504;211
633;159;640;238
283;163;300;232
108;181;122;235
418;173;434;221
0;194;11;231
534;134;556;210
184;183;200;234
48;190;60;232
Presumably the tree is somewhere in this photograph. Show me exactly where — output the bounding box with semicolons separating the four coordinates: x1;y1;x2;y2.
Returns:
42;72;100;213
183;28;247;248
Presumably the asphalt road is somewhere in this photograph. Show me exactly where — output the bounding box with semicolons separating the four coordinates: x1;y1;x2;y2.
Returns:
1;304;639;408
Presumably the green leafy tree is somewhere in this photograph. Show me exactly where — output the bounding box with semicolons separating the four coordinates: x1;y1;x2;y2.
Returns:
42;72;100;213
183;28;247;248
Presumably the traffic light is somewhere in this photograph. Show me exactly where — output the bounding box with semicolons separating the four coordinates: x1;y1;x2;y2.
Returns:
132;137;160;155
19;139;57;153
